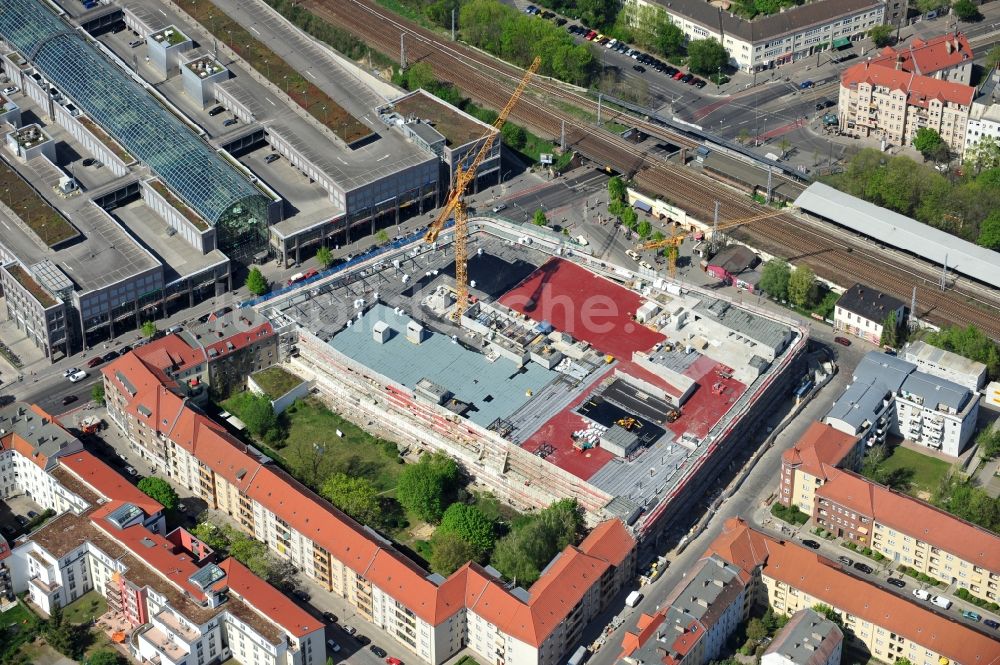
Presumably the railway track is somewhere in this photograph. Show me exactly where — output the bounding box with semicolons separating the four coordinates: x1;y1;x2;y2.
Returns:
300;0;1000;338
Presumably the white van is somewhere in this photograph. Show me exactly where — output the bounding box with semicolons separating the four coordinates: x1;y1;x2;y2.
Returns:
931;595;952;610
625;590;643;608
912;589;931;601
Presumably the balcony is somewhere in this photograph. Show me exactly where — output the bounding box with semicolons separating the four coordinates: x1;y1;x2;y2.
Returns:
137;625;189;665
153;611;200;643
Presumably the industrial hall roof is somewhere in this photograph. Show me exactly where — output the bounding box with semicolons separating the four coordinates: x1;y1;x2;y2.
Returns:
0;0;267;226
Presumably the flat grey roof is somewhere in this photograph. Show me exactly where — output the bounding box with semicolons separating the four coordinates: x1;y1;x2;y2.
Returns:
695;298;790;352
899;372;971;412
795;182;1000;285
853;352;915;393
328;303;555;427
902;341;986;377
825;375;889;430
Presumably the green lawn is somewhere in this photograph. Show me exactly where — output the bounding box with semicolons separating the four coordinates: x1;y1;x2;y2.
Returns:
0;601;33;630
63;591;106;625
251;366;303;399
881;445;951;496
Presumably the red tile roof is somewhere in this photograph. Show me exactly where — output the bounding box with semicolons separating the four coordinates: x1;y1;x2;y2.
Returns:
871;32;973;77
781;422;859;478
134;334;206;378
576;518;634;567
59;450;163;515
217;558;322;638
708;520;1000;665
841;61;975;107
817;468;1000;571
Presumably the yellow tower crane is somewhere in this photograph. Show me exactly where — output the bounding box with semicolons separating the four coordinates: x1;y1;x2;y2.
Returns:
425;56;542;319
637;207;793;277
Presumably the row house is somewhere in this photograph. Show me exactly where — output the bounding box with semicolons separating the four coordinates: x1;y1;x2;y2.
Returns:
5;441;324;665
102;348;638;665
704;519;999;665
777;421;863;513
813;467;1000;604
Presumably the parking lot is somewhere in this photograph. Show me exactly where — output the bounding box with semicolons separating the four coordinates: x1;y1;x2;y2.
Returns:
0;494;44;542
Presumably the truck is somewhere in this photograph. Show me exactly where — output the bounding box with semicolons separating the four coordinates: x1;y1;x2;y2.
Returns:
567;646;589;665
625;590;643;608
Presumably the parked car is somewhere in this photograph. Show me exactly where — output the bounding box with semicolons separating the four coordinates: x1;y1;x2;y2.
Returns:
555;17;567;26
962;610;981;621
120;345;133;354
930;595;952;609
63;367;81;378
69;370;88;383
323;612;338;624
265;153;280;164
681;73;694;83
887;578;906;588
912;588;932;600
1;525;15;536
102;351;119;362
223;118;238;127
385;658;404;665
355;634;370;646
801;539;821;550
61;395;78;406
2;85;19;95
834;336;851;346
292;589;310;602
16;515;28;526
326;640;341;652
673;70;686;80
27;511;38;519
125;466;138;476
984;618;1000;629
87;356;105;368
491;203;507;213
370;646;388;658
343;625;357;636
208;105;225;116
838;556;853;566
128;39;143;48
799;80;814;89
81;157;97;167
694;79;707;88
853;562;874;574
633;65;646;73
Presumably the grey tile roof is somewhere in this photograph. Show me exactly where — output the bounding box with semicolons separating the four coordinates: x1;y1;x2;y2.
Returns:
835;283;905;324
764;608;843;665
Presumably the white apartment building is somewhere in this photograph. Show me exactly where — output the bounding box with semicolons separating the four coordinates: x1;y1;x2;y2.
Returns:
102;342;638;665
4;419;325;665
833;283;906;346
629;0;884;73
901;340;987;392
965;101;1000;153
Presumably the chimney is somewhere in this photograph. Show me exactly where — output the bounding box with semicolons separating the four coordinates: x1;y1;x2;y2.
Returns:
953;38;960;53
945;40;952;54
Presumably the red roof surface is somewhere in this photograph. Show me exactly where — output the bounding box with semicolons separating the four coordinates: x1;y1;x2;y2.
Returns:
104;349;636;644
841;61;974;107
780;422;859;478
60;451;163;515
817;468;1000;572
870;32;973;77
218;558;322;637
707;519;1000;665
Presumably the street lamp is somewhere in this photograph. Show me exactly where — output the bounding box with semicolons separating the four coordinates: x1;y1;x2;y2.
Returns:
264;59;270;79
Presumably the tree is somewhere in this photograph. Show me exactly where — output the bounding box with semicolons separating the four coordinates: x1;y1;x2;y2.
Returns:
987;45;1000;72
777;137;791;158
926;325;1000;379
190;521;230;552
91;383;105;406
787;265;817;308
85;650;124;665
736;128;751;145
376;229;390;244
501;123;527;150
914;0;948;12
620;206;638;230
439;503;496;554
868;24;894;48
238;392;278;438
430;531;479;575
976;427;1000;462
811;603;842;626
654;20;684;58
913;127;945;161
315;246;333;269
637;219;652;239
952;0;982;22
607;176;626;206
978;211;1000;250
879;310;899;348
140;321;157;338
965;136;1000;174
396;453;460;523
687;38;728;76
744;617;768;646
321;473;382;525
489;499;583;585
759;259;791;300
137;477;179;511
245;267;269;296
533;209;548;226
404;61;436;91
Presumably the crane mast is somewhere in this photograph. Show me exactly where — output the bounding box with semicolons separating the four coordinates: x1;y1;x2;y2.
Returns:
425;56;542;319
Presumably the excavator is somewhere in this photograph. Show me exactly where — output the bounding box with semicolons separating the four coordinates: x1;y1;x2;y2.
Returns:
425;56;542;319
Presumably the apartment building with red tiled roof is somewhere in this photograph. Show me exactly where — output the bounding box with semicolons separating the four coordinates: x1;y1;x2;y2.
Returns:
704;519;1000;665
102;351;637;665
2;404;325;665
814;467;1000;604
838;35;976;156
778;422;863;512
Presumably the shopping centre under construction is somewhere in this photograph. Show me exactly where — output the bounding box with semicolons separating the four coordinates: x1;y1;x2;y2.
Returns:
264;219;808;538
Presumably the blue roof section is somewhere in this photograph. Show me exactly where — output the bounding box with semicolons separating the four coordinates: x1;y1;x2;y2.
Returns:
328;304;555;427
0;0;266;226
794;182;1000;285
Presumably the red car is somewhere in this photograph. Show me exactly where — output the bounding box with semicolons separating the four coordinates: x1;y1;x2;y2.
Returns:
386;658;404;665
672;70;686;80
301;268;319;280
87;356;105;368
585;30;597;40
834;336;851;347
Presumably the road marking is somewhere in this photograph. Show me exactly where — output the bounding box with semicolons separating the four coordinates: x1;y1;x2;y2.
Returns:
251;26;261;36
306;71;317;80
267;98;277;106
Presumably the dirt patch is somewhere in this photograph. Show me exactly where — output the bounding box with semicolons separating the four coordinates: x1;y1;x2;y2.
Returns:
409;522;436;540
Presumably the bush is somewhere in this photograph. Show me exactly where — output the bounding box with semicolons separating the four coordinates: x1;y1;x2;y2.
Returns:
489;499;583;585
770;503;809;525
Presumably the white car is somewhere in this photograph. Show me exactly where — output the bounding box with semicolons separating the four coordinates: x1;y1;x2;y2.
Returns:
2;86;18;95
639;261;654;271
63;367;80;378
625;249;641;261
491;203;507;213
912;589;931;601
931;595;952;609
68;370;88;383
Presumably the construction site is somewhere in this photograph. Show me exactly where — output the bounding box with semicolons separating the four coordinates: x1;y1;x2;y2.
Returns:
264;220;808;538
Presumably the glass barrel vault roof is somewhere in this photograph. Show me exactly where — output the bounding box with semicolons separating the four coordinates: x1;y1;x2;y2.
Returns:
0;0;267;227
